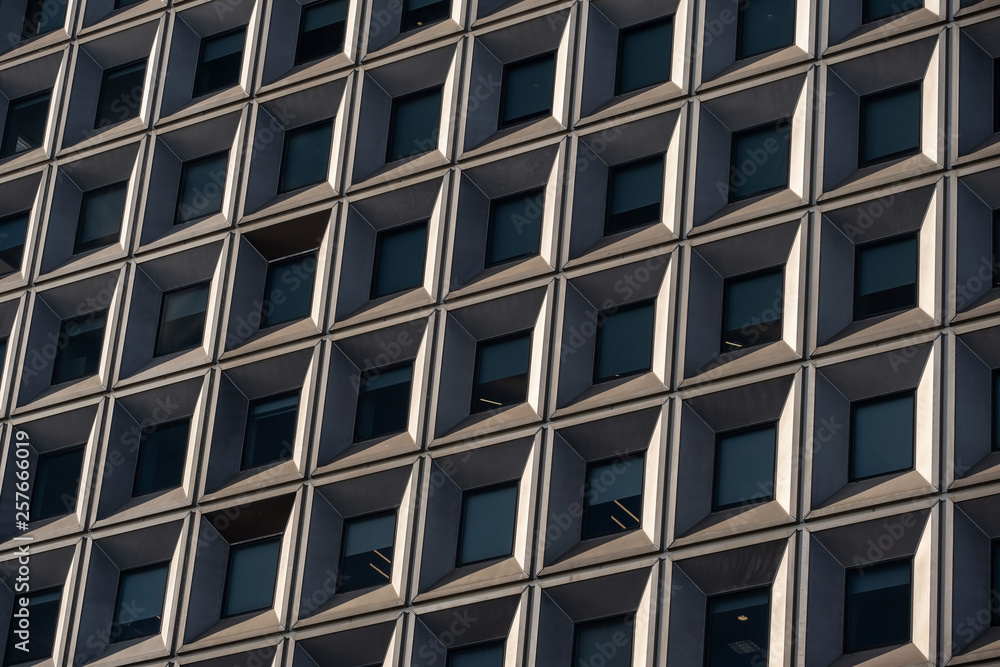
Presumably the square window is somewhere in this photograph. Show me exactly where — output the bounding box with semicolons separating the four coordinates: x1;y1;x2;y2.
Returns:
3;588;60;665
456;482;518;566
295;0;348;65
594;300;655;382
605;156;664;236
174;151;229;225
615;17;672;96
386;87;442;163
154;282;210;357
222;537;282;617
1;91;50;158
95;60;146;129
729;121;791;202
581;454;643;540
485;188;544;267
573;615;632;667
499;53;556;129
193;28;246;98
471;332;531;414
31;445;85;522
853;233;917;320
371;222;428;299
859;83;921;167
241;392;299;470
844;559;912;653
110;562;169;643
721;267;783;353
278;121;333;194
0;210;29;277
736;0;795;60
354;363;413;442
992;370;1000;453
863;0;920;23
261;251;317;328
74;181;128;254
21;0;67;39
51;311;108;385
993;210;1000;289
132;418;190;497
337;511;396;593
850;391;915;481
705;588;770;666
713;423;777;511
447;641;504;667
401;0;450;32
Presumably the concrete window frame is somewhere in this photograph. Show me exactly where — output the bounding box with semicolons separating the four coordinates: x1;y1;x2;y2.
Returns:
0;170;44;297
954;18;1000;163
824;0;944;53
408;592;527;666
79;0;165;31
0;296;27;417
953;166;1000;321
0;0;74;58
0;52;64;169
946;494;1000;661
361;0;465;59
957;0;1000;16
291;617;402;667
951;325;1000;489
175;642;284;667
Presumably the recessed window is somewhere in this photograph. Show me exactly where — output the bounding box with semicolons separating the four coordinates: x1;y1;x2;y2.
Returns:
0;211;29;277
859;83;921;167
110;562;169;643
844;559;912;653
74;181;128;254
581;453;643;540
705;588;770;666
500;53;556;129
387;87;442;163
132;418;190;497
853;233;918;320
713;423;777;511
573;615;632;667
51;311;108;385
605;156;664;236
992;370;1000;453
154;282;210;357
594;300;655;383
863;0;920;23
3;588;60;665
729;121;791;202
31;446;84;522
354;363;413;442
993;210;1000;289
261;251;317;328
278;121;333;193
850;391;915;481
337;511;396;593
471;332;531;414
485;188;545;267
222;537;282;617
193;28;246;98
371;222;428;299
401;0;450;32
95;60;146;129
295;0;348;65
722;267;783;353
447;641;504;667
241;392;299;470
457;482;518;566
615;17;672;95
1;91;50;158
174;151;229;225
736;0;795;60
20;0;67;39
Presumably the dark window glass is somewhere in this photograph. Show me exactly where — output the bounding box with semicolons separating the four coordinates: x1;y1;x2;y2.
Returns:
995;59;1000;135
95;61;146;129
844;559;912;652
193;28;246;98
387;87;442;162
581;454;643;540
993;541;1000;626
705;588;770;667
3;588;60;665
500;53;556;128
338;511;396;593
859;83;921;167
132;419;190;497
863;0;920;23
31;446;84;522
20;0;67;39
279;121;333;193
401;0;450;32
295;0;347;65
371;222;428;298
222;537;281;617
1;91;50;158
993;370;1000;453
471;332;531;413
853;234;918;320
486;188;544;267
74;181;128;254
110;562;169;643
354;363;413;442
0;211;29;277
605;157;664;236
447;641;504;667
154;282;210;357
242;392;299;470
0;339;7;370
261;252;317;328
594;300;655;382
457;482;518;566
573;616;632;667
722;268;783;353
174;151;228;225
736;0;795;60
114;0;143;9
615;17;672;95
729;121;790;202
713;424;776;511
51;311;108;385
850;391;915;481
993;210;1000;289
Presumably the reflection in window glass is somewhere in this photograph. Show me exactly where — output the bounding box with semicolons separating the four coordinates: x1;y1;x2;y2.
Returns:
132;419;190;497
1;91;50;158
722;268;783;353
52;311;108;385
21;0;67;39
3;588;60;665
401;0;450;32
223;537;281;617
582;454;643;540
736;0;794;60
262;252;317;328
850;391;915;481
0;211;29;276
447;641;504;667
372;222;428;298
714;424;776;510
111;563;169;642
31;446;84;522
605;157;664;236
573;616;632;667
594;300;655;382
174;151;229;225
486;189;544;267
729;122;790;202
844;560;912;652
457;483;518;565
705;588;770;667
354;363;413;442
295;0;348;65
472;332;531;413
242;392;299;470
853;234;917;320
74;182;128;254
338;511;396;593
95;61;146;129
500;53;556;128
616;17;672;95
859;84;921;166
154;283;210;357
863;0;921;23
279;121;333;193
387;87;442;162
193;28;246;98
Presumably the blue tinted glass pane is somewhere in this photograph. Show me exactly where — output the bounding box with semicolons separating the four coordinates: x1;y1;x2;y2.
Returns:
574;617;632;667
730;124;790;201
845;560;911;652
21;0;67;39
133;419;190;497
401;0;450;31
262;253;317;327
851;393;914;480
714;425;776;509
75;182;127;253
31;447;84;522
95;61;145;129
617;18;672;95
447;642;504;667
706;589;770;666
279;122;333;193
861;85;921;165
737;0;795;59
52;312;107;385
372;223;427;298
487;189;544;266
355;364;412;442
458;484;517;565
175;152;228;225
388;88;442;161
0;211;29;276
606;157;664;235
723;269;783;352
4;589;60;665
582;455;643;540
865;0;920;22
1;92;49;158
595;301;655;381
112;563;168;642
501;54;556;127
194;29;245;97
155;283;210;357
473;334;531;413
339;512;395;593
242;393;298;470
855;235;917;319
296;0;348;64
224;539;281;617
